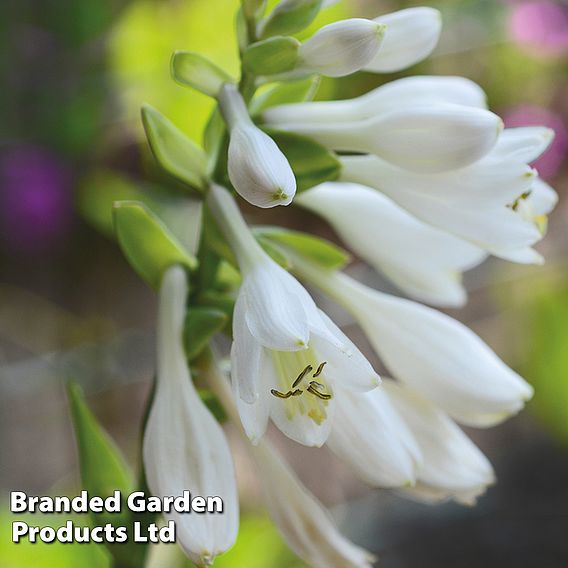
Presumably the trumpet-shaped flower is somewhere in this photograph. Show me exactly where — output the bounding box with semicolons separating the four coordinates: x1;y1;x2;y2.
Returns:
264;75;487;125
340;126;555;261
205;362;376;568
383;380;496;505
219;84;296;208
327;385;423;488
252;441;376;568
366;7;442;73
296;182;486;307
297;18;386;78
267;103;502;173
207;184;380;446
291;261;533;427
143;266;239;566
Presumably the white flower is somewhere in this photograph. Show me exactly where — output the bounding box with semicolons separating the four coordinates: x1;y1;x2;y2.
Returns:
268;103;503;173
290;262;533;427
264;75;487;125
297;18;386;78
218;83;296;208
340;126;555;261
366;7;442;73
251;440;376;568
143;266;239;566
296;182;486;307
383;380;496;505
328;385;423;488
207;184;380;446
205;354;376;568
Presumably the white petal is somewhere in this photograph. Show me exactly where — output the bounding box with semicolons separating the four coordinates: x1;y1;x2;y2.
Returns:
493;126;555;163
228;125;296;208
233;349;271;444
264;75;487;125
144;267;238;565
384;380;495;503
297;183;486;307
328;386;422;487
231;292;263;404
527;177;558;215
312;309;381;392
494;246;544;265
299;19;385;78
252;441;376;568
242;260;312;351
366;7;442;72
278;104;502;173
336;282;534;427
341;154;542;254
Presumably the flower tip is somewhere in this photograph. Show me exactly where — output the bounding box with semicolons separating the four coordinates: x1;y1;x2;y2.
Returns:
375;22;387;38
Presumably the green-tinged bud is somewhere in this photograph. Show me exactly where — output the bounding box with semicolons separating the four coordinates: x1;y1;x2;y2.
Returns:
141;105;208;191
243;36;300;75
171;51;234;97
259;0;323;39
113;201;197;289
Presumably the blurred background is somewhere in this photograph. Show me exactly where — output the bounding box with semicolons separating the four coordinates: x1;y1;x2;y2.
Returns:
1;0;567;566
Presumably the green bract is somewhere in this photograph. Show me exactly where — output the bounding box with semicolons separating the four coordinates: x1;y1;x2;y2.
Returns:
171;51;234;97
244;36;300;75
250;76;320;115
113;200;197;289
141;105;208;191
254;226;351;270
67;383;141;568
259;0;323;39
264;129;341;191
184;307;228;361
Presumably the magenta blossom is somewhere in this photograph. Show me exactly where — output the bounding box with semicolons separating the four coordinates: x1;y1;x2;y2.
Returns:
508;1;568;57
0;146;73;254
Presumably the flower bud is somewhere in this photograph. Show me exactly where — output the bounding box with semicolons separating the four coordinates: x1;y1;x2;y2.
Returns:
298;18;386;77
365;7;442;73
219;84;296;208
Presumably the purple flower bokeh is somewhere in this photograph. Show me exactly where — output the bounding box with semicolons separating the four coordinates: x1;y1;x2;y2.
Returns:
508;1;568;57
504;105;568;179
0;146;73;254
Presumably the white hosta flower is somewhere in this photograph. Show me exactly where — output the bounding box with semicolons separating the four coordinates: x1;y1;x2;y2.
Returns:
328;386;423;488
269;103;502;173
340;126;555;261
297;182;486;307
366;7;442;73
291;261;533;427
218;83;295;208
207;184;380;446
383;380;495;505
252;441;376;568
297;18;386;78
265;75;487;125
143;266;238;566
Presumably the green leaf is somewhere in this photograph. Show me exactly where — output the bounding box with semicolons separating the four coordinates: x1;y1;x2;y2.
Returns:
254;226;350;270
250;76;320;115
242;0;267;19
265;129;340;191
67;382;141;568
203;107;228;175
243;36;300;75
171;51;234;97
113;201;197;289
184;307;228;360
141;105;208;191
260;0;323;39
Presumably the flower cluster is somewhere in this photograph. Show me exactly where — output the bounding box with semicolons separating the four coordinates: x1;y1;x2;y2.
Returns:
111;1;559;567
